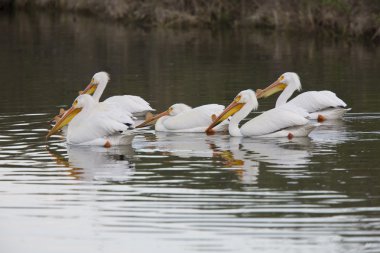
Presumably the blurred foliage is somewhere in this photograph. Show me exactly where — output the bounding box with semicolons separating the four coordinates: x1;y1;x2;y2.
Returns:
1;0;379;41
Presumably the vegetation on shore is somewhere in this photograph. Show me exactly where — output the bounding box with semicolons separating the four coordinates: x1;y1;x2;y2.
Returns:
2;0;380;41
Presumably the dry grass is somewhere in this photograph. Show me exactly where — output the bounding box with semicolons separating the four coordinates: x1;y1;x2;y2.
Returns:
3;0;380;41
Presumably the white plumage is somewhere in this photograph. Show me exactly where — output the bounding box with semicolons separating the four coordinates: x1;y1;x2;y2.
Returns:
138;103;228;132
51;94;135;146
287;90;346;111
104;95;153;117
259;72;350;120
82;72;154;117
240;107;310;136
207;89;318;137
49;72;154;138
157;104;225;132
287;90;348;119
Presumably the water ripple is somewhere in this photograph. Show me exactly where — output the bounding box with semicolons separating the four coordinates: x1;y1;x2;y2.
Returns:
0;112;380;253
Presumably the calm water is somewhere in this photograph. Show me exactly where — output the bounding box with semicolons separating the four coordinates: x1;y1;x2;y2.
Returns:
1;11;380;253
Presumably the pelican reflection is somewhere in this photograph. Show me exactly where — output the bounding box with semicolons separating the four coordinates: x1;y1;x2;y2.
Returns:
47;145;135;182
212;137;314;184
134;132;315;185
134;132;226;158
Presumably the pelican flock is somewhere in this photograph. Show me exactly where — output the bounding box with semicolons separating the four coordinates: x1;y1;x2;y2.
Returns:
51;72;154;123
47;71;349;147
206;89;317;138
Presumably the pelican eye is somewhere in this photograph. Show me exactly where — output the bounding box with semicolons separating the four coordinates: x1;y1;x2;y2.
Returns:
73;100;78;106
279;75;284;81
234;95;242;103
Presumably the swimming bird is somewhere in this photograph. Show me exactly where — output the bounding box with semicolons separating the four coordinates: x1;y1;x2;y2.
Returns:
51;72;154;123
137;103;229;132
47;94;135;147
206;89;318;138
256;72;350;122
83;72;154;117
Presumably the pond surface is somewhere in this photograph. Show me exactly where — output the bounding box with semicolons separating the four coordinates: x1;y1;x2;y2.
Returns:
1;11;380;253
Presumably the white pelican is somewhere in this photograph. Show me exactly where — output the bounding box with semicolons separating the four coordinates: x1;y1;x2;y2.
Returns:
51;72;154;123
206;89;318;138
82;72;154;117
47;94;135;147
137;103;229;132
256;72;350;121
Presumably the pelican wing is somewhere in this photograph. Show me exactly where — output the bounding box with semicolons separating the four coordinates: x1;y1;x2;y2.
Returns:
68;103;134;144
287;91;347;113
163;104;225;131
240;107;309;136
104;95;154;115
279;103;310;118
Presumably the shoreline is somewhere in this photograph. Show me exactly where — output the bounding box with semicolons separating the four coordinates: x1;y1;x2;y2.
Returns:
1;0;379;43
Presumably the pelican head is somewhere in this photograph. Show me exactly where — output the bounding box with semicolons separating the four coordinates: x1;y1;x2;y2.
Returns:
74;94;96;108
206;89;257;133
136;103;192;128
81;71;110;96
256;72;301;99
236;89;259;107
46;94;94;139
49;72;109;123
170;103;192;115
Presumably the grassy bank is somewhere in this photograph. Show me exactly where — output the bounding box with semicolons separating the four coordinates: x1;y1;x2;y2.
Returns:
2;0;380;41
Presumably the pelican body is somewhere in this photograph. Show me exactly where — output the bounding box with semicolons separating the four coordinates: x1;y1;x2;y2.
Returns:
47;94;135;146
207;89;318;138
137;103;228;133
51;72;154;124
83;72;154;117
256;72;350;121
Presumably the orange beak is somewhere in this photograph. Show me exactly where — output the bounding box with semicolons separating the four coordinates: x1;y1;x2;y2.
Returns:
205;100;243;133
48;79;96;124
136;110;170;128
46;106;82;139
256;79;287;99
48;108;66;124
80;79;97;96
